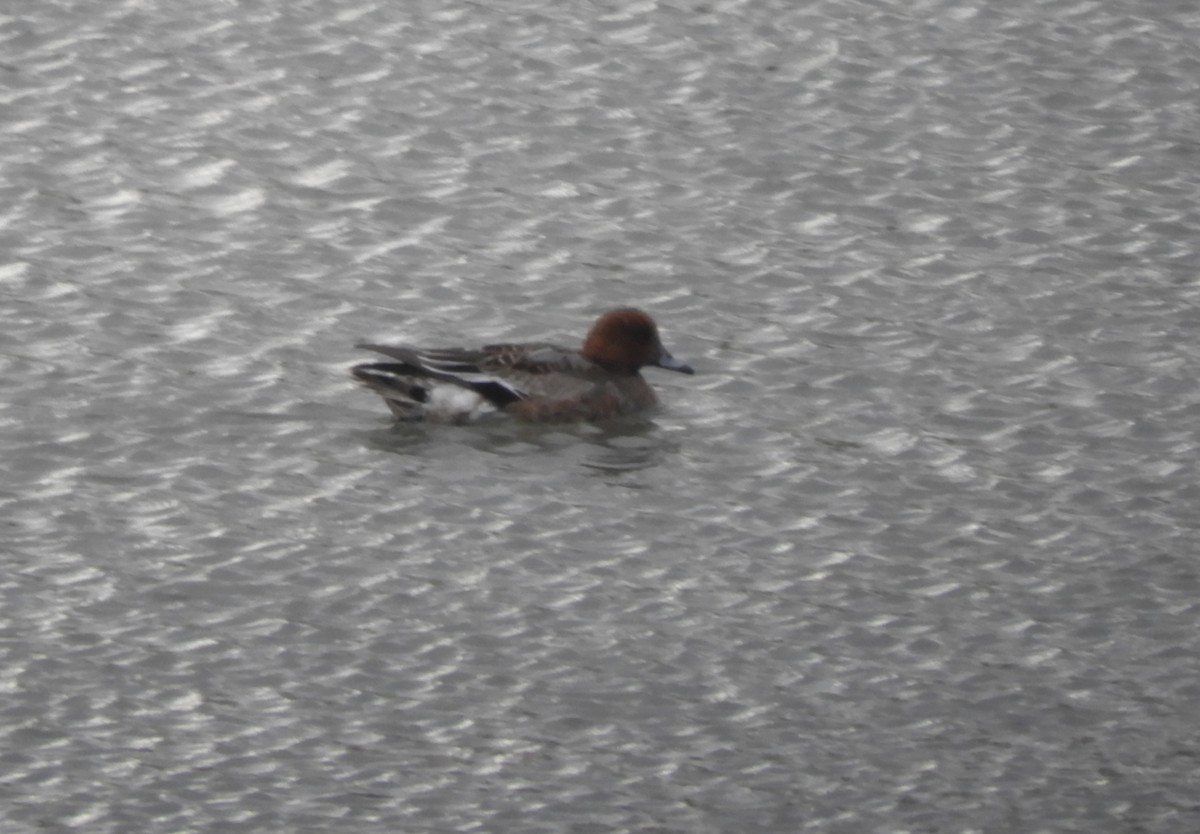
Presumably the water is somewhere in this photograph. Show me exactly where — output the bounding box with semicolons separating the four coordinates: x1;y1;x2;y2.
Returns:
2;0;1199;831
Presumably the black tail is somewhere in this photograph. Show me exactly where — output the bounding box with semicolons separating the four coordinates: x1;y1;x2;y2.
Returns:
351;364;430;403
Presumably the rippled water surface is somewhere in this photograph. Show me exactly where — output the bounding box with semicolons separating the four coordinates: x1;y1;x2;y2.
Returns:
3;0;1200;831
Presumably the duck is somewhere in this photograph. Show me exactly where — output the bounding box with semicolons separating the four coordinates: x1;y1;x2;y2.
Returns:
352;307;694;422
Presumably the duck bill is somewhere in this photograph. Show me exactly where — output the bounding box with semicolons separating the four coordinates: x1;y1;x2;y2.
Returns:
655;350;695;375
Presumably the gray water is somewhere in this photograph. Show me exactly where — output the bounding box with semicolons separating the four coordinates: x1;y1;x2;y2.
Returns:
3;1;1199;831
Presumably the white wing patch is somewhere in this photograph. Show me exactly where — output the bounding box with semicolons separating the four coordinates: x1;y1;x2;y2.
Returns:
426;383;498;420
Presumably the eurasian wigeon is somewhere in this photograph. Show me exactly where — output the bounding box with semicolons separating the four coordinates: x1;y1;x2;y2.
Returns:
352;307;694;422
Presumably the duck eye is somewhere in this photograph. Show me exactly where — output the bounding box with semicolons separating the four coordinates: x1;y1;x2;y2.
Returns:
629;321;655;343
